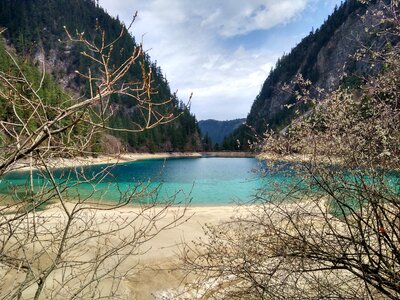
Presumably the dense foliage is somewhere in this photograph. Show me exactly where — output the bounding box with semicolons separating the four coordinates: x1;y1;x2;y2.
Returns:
0;40;93;152
198;118;245;149
0;42;66;113
0;0;201;152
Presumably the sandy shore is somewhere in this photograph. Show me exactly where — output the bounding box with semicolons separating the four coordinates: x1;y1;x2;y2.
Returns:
0;202;248;299
124;204;248;299
203;151;255;158
74;204;245;299
258;152;343;165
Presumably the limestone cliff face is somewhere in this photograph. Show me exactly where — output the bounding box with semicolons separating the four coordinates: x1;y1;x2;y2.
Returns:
314;5;380;92
245;0;385;134
33;47;80;93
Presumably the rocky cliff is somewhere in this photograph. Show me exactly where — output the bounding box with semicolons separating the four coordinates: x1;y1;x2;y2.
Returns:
240;0;388;142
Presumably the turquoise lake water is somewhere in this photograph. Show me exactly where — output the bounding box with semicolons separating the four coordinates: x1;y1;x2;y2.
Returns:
0;157;290;206
1;157;398;206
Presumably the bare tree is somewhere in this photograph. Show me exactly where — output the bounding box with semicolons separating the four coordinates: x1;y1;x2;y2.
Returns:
181;1;400;299
0;20;188;299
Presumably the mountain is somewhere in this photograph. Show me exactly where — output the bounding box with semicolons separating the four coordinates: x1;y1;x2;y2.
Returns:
0;0;201;153
198;118;245;146
226;0;389;150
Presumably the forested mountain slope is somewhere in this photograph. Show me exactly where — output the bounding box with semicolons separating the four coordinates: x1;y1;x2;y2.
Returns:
198;118;245;146
0;0;201;153
227;0;390;150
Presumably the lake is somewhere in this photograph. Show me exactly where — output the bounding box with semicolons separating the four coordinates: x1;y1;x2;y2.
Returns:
3;157;397;206
0;157;298;205
0;157;287;206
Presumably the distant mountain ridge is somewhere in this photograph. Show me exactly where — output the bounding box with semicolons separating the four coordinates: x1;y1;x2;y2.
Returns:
199;119;246;145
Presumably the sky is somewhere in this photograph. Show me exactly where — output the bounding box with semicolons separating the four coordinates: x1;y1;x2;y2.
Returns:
99;0;343;121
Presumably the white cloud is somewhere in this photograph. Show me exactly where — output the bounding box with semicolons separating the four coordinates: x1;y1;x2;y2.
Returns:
99;0;335;120
201;0;308;37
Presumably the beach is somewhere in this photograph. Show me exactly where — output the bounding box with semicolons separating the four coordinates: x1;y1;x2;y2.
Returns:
123;204;245;299
0;201;246;299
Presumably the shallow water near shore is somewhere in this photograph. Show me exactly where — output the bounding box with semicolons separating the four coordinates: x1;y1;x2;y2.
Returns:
0;157;286;205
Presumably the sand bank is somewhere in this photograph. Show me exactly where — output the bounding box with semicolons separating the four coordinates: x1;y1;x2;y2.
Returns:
258;152;343;165
0;202;250;299
124;204;249;299
202;151;255;158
